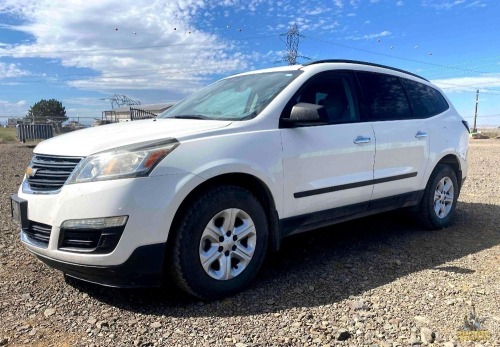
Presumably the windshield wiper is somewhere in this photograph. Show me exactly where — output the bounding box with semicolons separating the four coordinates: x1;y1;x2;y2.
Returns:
171;115;209;120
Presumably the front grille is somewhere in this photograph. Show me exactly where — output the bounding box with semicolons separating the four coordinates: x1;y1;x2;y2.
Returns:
23;221;52;247
59;226;125;254
26;154;82;192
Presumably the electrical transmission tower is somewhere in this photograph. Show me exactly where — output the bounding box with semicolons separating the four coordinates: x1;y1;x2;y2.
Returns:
101;94;141;109
279;24;310;65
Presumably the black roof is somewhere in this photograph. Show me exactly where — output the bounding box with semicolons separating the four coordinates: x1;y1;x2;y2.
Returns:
303;59;429;82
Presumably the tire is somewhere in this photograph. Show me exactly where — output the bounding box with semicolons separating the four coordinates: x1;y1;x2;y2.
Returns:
417;164;459;229
168;185;269;300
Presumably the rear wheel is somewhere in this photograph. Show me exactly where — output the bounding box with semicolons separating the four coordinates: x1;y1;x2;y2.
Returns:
417;164;459;229
169;185;268;299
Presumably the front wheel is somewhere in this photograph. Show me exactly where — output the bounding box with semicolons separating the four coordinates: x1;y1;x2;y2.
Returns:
169;185;268;299
417;164;459;229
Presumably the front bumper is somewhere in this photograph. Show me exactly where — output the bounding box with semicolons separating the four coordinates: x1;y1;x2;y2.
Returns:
15;172;204;268
32;243;166;288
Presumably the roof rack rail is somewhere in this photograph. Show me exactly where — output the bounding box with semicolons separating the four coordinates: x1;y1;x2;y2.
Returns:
302;59;429;82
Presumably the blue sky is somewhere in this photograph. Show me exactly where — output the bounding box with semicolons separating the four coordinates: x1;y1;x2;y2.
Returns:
0;0;499;126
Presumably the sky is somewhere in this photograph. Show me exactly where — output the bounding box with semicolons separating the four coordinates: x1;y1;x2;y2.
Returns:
0;0;499;126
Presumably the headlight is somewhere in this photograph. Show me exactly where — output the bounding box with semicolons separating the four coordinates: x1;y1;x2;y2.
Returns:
67;139;179;184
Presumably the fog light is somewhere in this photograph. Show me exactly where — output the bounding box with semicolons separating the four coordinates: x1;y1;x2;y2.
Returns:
60;216;128;230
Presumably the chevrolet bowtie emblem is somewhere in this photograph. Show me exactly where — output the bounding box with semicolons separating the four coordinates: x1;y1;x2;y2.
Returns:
25;166;38;178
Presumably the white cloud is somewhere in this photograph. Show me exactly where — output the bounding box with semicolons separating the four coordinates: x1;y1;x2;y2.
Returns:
333;0;344;8
0;62;30;78
0;99;29;118
346;30;392;40
0;0;251;93
396;1;404;6
421;0;475;10
465;0;487;7
305;7;325;15
432;74;500;93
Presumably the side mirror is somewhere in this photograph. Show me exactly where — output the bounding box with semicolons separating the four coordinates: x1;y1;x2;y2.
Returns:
281;102;327;128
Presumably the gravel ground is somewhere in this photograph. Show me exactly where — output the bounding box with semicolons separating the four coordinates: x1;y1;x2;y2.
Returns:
1;140;499;347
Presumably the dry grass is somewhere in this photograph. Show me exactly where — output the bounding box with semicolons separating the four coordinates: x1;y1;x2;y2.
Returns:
0;127;16;142
475;127;500;138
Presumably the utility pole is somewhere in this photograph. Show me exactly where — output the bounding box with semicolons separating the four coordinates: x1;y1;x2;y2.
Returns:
473;89;479;133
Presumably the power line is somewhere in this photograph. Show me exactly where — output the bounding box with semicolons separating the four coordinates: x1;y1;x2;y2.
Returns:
0;61;265;84
434;81;500;95
303;35;495;75
0;34;277;57
463;114;500;119
415;55;500;74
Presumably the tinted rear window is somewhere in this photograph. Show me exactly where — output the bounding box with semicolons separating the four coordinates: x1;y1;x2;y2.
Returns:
401;78;449;118
357;72;412;120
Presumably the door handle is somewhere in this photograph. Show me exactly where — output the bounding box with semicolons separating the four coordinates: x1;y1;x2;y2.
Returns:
353;136;371;144
415;131;428;138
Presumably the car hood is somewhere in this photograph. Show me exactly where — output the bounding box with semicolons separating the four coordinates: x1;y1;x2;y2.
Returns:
34;119;232;157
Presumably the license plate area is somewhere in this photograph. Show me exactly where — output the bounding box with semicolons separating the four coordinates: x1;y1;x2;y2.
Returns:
10;194;29;229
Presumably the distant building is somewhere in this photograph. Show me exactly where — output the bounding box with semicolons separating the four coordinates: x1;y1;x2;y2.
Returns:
102;103;175;123
66;120;86;129
7;118;25;127
60;120;86;134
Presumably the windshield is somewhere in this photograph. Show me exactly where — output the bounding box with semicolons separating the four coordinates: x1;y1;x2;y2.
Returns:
160;71;302;121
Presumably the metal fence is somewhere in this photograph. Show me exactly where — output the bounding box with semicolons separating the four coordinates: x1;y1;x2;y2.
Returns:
130;107;157;121
16;124;54;143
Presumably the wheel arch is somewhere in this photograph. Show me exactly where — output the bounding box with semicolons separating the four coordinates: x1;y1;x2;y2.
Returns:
169;173;281;252
435;154;462;190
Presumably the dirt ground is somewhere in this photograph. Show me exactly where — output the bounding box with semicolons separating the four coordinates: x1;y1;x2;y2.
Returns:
0;139;498;347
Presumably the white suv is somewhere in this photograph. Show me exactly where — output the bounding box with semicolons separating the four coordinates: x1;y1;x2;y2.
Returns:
11;60;469;299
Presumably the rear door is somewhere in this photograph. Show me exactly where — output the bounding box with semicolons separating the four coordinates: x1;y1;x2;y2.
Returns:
356;71;430;200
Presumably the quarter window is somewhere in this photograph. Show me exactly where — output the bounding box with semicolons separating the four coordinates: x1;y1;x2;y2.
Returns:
357;72;412;120
401;78;449;118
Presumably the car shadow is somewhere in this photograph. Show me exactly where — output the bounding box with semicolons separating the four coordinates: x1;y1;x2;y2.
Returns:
73;201;500;318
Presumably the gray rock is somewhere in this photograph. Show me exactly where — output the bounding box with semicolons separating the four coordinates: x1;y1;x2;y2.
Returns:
408;334;420;345
414;316;431;325
443;342;455;347
150;322;162;329
0;338;8;346
44;308;56;317
97;321;109;330
420;327;435;344
350;300;366;310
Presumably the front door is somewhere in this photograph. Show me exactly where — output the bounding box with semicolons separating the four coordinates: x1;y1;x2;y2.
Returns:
280;71;375;219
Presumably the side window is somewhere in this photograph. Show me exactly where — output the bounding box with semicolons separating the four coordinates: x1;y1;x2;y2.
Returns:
282;72;360;124
401;78;449;118
357;72;412;121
